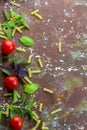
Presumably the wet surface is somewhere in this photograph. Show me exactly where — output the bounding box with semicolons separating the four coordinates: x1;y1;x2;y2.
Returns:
0;0;87;130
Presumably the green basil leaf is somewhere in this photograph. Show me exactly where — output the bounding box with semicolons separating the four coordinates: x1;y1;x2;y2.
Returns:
9;104;14;111
19;36;35;46
10;109;20;118
21;93;26;104
10;10;20;17
0;112;2;120
24;83;40;94
20;13;29;29
28;98;34;109
27;98;34;119
2;69;11;76
3;54;12;61
20;109;25;119
16;59;25;64
28;108;33;119
13;90;19;103
2;21;15;29
7;21;15;28
10;10;29;28
2;22;8;28
5;28;12;38
4;10;10;21
22;20;29;29
10;55;18;64
10;55;25;64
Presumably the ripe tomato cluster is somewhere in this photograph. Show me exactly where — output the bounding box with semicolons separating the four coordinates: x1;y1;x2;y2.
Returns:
1;40;23;130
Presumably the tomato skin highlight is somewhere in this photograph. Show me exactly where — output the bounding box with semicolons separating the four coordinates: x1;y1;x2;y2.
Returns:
10;116;23;130
4;76;18;90
1;40;15;55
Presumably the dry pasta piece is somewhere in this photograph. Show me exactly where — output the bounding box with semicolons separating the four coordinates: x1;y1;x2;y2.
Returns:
33;116;39;122
24;76;32;84
15;26;22;33
43;88;53;94
38;58;44;68
32;111;39;119
28;68;32;78
58;42;62;52
16;47;26;52
35;120;41;129
31;9;39;15
19;25;25;30
31;70;41;74
0;35;8;39
27;55;32;64
10;1;20;7
31;9;43;20
0;32;4;35
12;27;16;37
41;122;49;130
42;122;45;127
39;103;43;112
34;13;43;20
51;108;61;115
31;120;41;130
42;127;49;130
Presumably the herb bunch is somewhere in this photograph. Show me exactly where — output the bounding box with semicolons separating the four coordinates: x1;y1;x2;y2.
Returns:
0;94;34;120
1;9;29;39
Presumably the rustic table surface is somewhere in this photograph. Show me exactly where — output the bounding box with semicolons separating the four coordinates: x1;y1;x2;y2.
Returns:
0;0;87;130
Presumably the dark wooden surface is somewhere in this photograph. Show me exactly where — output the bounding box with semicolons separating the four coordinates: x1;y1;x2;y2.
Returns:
0;0;87;130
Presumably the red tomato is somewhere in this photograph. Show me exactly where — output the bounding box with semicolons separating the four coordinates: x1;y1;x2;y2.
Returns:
10;116;23;130
1;40;15;55
4;76;18;90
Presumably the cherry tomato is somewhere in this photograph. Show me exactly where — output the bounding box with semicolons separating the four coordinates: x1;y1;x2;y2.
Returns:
1;40;15;55
4;76;18;90
10;116;23;130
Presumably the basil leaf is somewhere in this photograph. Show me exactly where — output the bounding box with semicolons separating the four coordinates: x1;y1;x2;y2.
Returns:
19;36;35;46
4;10;10;21
28;108;33;119
28;98;34;108
20;109;25;119
2;22;8;28
10;55;18;64
16;60;25;64
21;93;26;104
5;28;12;38
2;69;11;76
27;98;34;119
7;21;15;28
0;112;2;120
10;10;29;28
13;90;19;103
10;56;25;65
9;104;14;111
10;109;20;118
10;10;20;17
2;21;15;29
20;13;29;29
24;83;40;94
3;54;12;60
